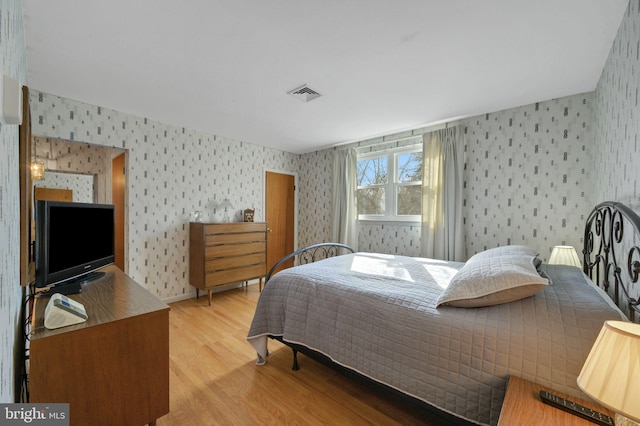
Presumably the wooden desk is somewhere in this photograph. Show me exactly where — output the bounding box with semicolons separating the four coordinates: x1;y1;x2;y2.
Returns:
498;375;615;425
29;266;170;426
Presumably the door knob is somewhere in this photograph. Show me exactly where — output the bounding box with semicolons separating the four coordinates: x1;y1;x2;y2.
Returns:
267;228;273;232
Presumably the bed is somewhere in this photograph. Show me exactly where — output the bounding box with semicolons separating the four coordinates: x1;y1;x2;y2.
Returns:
247;202;640;425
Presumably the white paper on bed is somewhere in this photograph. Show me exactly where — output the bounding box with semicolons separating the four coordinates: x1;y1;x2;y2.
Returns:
247;253;626;425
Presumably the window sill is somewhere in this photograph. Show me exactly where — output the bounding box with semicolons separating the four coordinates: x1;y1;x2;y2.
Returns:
358;219;421;227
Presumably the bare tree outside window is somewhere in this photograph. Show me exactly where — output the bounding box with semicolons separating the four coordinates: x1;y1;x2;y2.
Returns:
397;152;421;216
356;146;422;220
357;156;387;215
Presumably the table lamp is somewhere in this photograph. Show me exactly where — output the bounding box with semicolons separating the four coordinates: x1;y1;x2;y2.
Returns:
219;199;234;222
549;245;581;267
577;320;640;426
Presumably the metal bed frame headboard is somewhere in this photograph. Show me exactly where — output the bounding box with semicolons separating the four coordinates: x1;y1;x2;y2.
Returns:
583;201;640;322
265;243;355;284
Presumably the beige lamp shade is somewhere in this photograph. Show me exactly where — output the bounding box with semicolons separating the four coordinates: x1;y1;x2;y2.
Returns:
577;321;640;422
548;245;581;267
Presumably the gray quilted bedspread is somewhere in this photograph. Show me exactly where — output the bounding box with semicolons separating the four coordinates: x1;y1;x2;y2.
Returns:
246;253;626;425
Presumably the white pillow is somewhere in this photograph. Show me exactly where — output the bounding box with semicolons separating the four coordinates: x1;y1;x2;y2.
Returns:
468;245;538;262
436;254;550;308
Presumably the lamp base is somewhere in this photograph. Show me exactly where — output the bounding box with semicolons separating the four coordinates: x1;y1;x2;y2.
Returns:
617;413;640;426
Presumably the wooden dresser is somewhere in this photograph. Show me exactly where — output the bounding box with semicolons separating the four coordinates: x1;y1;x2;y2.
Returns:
30;266;170;426
189;222;267;305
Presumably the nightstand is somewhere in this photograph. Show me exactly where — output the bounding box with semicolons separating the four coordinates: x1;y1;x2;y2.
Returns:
498;375;615;425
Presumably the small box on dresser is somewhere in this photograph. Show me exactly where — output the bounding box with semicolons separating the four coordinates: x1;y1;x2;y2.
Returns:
189;222;267;305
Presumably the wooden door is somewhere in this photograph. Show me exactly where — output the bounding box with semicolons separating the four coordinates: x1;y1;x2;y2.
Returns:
265;171;295;275
34;187;73;202
112;153;126;271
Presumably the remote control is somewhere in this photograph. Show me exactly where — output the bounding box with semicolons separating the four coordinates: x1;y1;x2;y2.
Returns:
539;390;614;425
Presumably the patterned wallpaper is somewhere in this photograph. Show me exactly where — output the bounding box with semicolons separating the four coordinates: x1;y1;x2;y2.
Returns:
593;0;640;306
297;150;334;247
30;92;299;301
463;95;593;259
594;1;640;208
300;93;594;261
0;0;26;403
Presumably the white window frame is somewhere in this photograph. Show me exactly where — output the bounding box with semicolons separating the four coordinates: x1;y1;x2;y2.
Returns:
357;143;422;223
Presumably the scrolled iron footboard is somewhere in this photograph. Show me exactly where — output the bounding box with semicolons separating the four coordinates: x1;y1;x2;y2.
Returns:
583;201;640;322
264;242;355;370
265;242;355;284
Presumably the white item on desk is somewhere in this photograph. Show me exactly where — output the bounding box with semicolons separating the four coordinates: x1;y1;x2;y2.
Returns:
44;293;88;329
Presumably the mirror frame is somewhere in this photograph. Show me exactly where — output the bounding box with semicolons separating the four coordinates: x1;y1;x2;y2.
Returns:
19;85;33;286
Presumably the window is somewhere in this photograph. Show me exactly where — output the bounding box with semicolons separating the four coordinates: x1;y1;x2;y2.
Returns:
356;144;422;222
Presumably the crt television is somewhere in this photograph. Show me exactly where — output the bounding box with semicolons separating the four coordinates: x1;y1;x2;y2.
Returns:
35;200;115;294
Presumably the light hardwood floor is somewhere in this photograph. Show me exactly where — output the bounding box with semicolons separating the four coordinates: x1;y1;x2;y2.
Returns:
159;285;458;425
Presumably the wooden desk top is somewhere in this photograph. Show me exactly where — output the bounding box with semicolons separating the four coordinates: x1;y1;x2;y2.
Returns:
498;375;615;426
31;265;169;339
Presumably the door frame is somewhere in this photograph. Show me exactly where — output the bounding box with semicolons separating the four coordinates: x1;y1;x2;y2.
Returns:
263;168;298;254
112;152;127;273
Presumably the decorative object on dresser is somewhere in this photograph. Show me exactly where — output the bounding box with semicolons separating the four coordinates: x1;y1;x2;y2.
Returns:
29;266;170;426
548;245;581;267
189;222;267;305
577;320;640;426
218;198;234;222
243;208;255;222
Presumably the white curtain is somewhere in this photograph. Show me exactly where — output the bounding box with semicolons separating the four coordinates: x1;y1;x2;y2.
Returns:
421;126;465;261
332;148;358;251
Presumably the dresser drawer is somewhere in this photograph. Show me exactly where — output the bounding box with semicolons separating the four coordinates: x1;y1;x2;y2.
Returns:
205;232;265;246
205;264;266;287
206;242;265;258
205;252;266;272
203;222;266;235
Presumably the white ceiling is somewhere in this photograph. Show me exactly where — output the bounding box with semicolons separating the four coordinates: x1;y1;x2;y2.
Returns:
22;1;628;154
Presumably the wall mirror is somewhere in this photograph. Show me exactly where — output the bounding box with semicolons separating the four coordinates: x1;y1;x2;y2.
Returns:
32;136;124;203
33;171;95;203
31;136;128;271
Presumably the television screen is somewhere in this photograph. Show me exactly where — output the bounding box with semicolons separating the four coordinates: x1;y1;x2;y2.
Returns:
35;200;115;293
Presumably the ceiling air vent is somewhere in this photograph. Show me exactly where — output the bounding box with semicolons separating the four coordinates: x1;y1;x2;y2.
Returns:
287;84;321;102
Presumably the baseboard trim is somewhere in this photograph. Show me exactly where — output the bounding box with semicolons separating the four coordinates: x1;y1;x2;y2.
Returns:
161;280;260;304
